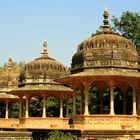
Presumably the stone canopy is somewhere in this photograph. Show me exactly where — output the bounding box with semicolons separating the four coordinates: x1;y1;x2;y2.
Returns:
71;8;139;74
1;7;140;140
25;40;66;81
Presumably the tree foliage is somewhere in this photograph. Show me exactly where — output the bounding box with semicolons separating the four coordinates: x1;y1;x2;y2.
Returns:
89;87;100;114
47;131;78;140
111;11;140;53
46;97;59;117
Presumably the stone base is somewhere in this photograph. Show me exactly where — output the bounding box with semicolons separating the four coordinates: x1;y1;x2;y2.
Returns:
0;117;70;129
19;117;70;129
0;131;32;140
81;130;140;140
72;115;140;130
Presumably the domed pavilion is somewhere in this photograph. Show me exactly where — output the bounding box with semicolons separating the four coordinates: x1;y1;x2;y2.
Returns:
56;7;140;136
10;40;73;129
1;7;140;140
0;57;20;127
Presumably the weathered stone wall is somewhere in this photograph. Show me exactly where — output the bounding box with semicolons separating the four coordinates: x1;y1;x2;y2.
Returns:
0;131;32;140
81;130;140;140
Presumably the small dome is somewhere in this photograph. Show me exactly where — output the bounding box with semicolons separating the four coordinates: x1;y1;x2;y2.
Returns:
0;56;20;89
25;40;66;80
71;8;139;73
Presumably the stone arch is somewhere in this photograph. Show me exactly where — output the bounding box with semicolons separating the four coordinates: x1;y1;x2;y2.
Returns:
75;88;82;115
46;96;59;117
126;87;133;115
29;96;43;117
62;95;72;118
102;87;110;114
89;85;100;114
114;87;123;114
0;101;6;118
9;101;19;118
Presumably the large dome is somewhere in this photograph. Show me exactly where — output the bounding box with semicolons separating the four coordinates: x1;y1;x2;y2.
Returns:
71;8;139;73
25;40;66;81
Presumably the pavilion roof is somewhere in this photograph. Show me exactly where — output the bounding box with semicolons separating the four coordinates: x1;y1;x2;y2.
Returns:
56;69;140;86
10;82;73;97
0;92;19;99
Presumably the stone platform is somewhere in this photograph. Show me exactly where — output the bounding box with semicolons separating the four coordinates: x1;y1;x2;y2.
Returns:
81;130;140;140
72;115;140;130
0;117;70;129
0;131;32;140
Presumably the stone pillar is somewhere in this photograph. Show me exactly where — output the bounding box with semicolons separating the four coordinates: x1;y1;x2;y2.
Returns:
60;97;63;118
132;88;137;116
19;96;23;117
137;94;140;115
110;86;114;115
73;93;76;116
25;95;29;118
80;92;83;114
5;100;8;119
84;84;89;115
42;95;46;118
66;97;69;117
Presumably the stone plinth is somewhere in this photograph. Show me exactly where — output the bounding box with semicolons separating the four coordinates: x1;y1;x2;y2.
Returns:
0;117;70;129
0;118;19;128
72;115;140;130
81;130;140;140
0;131;32;140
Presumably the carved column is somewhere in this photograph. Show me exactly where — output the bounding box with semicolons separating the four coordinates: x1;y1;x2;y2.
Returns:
60;96;63;118
137;94;140;115
80;92;83;114
42;95;46;118
73;93;76;116
25;95;29;118
110;85;114;115
5;99;8;119
19;96;23;117
132;88;137;116
83;83;89;115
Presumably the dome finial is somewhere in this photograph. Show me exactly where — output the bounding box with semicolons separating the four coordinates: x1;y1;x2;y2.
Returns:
43;40;48;48
7;55;13;69
101;7;111;33
103;6;109;25
42;40;48;58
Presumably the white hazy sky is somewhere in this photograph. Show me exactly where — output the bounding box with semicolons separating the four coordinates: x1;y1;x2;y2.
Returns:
0;0;140;67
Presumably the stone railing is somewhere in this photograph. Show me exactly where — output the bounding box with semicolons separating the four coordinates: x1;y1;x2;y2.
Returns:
72;115;140;130
19;117;70;129
0;118;19;128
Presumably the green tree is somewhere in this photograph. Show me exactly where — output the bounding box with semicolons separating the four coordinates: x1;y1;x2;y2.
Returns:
89;87;100;114
111;11;140;53
46;97;59;117
47;131;78;140
29;96;42;117
9;102;19;118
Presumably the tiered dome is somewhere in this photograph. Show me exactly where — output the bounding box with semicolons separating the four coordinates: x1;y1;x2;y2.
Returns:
71;8;139;73
0;56;20;89
25;40;66;81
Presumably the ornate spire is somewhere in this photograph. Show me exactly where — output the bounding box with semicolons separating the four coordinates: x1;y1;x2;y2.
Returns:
7;55;14;71
8;55;13;67
101;7;111;34
41;40;48;58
